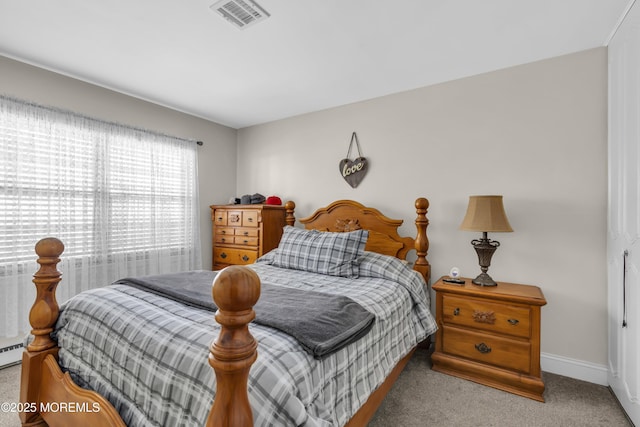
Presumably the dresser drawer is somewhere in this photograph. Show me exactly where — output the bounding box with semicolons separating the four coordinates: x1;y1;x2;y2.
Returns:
442;326;532;374
213;210;227;225
213;247;258;265
235;228;259;237
242;211;259;227
214;234;234;245
215;227;235;236
442;294;531;338
234;236;259;246
226;210;244;226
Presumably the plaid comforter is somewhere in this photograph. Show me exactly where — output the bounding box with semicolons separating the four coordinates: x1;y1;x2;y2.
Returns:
52;251;437;426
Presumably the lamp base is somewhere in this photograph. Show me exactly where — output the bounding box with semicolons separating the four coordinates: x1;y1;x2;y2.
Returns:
472;272;498;287
470;232;500;287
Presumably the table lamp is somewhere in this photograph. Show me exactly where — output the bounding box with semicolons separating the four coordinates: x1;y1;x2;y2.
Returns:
459;195;513;286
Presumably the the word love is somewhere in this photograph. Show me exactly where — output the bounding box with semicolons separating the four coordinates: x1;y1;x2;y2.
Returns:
339;157;368;188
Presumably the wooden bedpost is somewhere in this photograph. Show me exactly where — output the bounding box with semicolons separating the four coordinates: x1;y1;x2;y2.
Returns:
413;198;430;284
20;238;127;427
20;237;64;426
28;238;64;351
284;200;296;227
207;266;261;427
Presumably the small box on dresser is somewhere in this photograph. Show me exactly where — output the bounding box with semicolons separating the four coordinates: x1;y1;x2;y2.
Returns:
210;204;287;270
431;276;547;402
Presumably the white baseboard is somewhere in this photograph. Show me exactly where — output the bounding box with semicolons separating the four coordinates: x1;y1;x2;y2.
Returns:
0;343;23;368
541;352;609;386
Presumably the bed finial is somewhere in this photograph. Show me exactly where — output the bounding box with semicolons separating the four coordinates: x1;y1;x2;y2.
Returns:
207;265;261;427
28;237;65;352
414;198;430;284
285;200;296;226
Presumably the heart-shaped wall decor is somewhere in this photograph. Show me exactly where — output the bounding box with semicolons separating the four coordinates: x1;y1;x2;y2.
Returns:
339;157;368;188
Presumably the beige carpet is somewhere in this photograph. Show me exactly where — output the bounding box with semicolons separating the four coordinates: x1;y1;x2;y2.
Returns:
369;347;632;426
0;349;633;427
0;363;20;427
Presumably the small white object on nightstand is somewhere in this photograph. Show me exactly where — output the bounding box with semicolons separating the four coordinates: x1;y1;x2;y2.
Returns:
449;267;461;278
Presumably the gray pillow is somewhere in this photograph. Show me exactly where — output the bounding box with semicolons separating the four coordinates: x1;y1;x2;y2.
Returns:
272;226;369;278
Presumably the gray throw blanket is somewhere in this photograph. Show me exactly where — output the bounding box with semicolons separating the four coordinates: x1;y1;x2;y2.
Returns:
114;271;375;359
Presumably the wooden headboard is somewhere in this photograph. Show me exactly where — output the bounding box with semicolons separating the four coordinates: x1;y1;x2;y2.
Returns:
283;198;431;283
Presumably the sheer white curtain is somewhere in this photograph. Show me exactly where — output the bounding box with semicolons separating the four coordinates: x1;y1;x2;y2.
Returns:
0;96;201;341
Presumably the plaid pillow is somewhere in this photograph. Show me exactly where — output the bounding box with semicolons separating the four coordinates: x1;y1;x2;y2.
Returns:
272;226;369;278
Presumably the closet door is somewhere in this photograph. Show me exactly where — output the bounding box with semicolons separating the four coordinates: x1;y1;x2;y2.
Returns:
608;2;640;425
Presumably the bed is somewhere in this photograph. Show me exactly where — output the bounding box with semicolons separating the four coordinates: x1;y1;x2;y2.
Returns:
19;198;435;427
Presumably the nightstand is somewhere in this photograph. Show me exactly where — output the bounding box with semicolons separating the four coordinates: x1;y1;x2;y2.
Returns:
431;276;547;401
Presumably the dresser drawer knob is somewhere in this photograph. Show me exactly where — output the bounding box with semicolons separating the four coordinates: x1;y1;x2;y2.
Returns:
453;308;460;316
221;238;226;243
475;343;492;354
248;218;254;222
221;230;226;234
220;252;227;259
243;231;249;236
242;255;249;262
508;318;519;326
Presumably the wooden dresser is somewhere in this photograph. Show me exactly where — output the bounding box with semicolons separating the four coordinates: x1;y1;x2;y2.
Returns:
431;276;547;401
210;204;287;270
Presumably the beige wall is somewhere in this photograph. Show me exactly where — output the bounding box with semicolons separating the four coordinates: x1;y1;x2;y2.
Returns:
238;48;609;367
0;55;238;268
1;48;609;369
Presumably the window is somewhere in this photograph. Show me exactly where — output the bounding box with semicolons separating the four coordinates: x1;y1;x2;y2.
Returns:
0;96;201;339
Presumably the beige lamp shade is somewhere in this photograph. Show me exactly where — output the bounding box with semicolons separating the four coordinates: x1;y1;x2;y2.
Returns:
459;195;513;232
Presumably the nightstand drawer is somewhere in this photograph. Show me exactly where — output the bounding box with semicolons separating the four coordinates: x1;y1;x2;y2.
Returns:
213;247;258;265
442;294;531;338
442;326;531;374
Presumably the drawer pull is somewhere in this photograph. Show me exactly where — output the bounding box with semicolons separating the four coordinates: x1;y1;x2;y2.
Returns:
220;238;226;243
243;240;249;244
243;231;249;236
242;255;250;262
453;308;460;316
247;218;254;222
217;217;223;221
507;318;519;326
221;230;226;234
473;310;496;324
475;343;492;354
220;252;227;259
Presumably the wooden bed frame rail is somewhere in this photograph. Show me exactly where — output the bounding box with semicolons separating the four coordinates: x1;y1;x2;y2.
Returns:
20;198;430;427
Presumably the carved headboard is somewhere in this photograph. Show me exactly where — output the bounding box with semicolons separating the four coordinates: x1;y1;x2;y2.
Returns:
284;199;431;283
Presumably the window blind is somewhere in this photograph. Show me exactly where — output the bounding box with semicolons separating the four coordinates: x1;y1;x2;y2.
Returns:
0;96;201;340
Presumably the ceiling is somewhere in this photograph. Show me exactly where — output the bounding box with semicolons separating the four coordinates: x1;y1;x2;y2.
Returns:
0;0;633;129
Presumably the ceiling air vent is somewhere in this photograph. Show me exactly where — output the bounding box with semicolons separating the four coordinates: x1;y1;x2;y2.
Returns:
210;0;270;29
